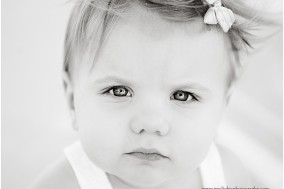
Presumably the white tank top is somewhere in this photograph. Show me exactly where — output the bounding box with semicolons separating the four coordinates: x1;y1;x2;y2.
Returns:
64;141;226;189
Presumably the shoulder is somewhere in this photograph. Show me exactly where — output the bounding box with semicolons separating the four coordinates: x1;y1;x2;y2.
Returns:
217;144;250;186
29;156;80;189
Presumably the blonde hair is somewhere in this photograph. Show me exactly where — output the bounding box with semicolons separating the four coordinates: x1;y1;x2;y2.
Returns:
63;0;280;86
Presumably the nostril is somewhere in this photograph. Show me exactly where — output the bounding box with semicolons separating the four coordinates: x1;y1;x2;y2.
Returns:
139;129;144;134
157;125;170;136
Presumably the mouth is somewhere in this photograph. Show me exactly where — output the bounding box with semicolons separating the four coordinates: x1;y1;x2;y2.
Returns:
126;148;169;161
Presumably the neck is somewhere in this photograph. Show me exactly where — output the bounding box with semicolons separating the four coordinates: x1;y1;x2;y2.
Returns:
107;168;202;189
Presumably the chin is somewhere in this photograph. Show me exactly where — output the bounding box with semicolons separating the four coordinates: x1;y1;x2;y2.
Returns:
119;168;171;188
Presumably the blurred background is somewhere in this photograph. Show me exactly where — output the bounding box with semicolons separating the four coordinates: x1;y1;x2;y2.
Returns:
2;0;282;189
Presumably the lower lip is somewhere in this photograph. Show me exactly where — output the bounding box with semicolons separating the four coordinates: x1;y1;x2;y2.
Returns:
127;152;166;161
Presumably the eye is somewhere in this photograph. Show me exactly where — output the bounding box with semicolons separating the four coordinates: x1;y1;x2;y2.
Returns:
103;86;132;97
171;90;198;102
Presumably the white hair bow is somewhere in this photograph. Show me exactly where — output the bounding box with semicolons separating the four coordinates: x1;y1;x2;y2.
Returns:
204;0;235;32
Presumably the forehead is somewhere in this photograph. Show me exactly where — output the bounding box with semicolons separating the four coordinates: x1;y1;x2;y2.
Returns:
79;9;231;89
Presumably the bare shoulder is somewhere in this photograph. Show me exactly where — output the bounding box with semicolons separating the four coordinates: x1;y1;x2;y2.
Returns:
29;156;80;189
217;144;250;186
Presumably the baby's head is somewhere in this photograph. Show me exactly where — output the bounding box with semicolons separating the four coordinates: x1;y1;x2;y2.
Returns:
62;0;265;187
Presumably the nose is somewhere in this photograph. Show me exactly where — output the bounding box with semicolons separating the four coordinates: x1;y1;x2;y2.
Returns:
129;113;170;136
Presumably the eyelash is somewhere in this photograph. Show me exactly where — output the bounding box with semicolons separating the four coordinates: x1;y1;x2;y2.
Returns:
170;90;199;103
102;86;199;102
102;86;132;97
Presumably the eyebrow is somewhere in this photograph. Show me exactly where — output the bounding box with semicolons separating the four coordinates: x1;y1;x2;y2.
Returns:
91;75;134;86
172;82;212;93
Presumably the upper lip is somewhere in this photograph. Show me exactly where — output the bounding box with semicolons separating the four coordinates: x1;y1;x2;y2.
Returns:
126;148;169;158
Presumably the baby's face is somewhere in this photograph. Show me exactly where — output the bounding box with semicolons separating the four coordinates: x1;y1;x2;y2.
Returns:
70;10;230;187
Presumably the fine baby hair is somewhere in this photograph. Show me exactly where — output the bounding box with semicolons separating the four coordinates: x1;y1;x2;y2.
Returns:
63;0;276;89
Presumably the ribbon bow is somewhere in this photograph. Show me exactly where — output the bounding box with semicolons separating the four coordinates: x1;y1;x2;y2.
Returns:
204;0;235;32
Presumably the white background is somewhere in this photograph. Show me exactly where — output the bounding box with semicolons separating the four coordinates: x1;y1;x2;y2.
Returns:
2;0;283;189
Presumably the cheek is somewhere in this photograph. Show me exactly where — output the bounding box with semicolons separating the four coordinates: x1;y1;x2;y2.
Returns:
171;99;225;171
75;100;129;171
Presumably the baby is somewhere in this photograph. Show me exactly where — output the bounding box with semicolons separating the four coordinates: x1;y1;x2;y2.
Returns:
30;0;277;188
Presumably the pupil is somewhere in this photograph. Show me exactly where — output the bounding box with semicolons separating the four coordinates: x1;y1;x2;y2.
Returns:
115;87;126;96
175;91;188;101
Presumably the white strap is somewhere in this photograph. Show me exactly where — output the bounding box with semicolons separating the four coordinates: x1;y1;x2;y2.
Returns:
200;143;227;188
64;142;113;189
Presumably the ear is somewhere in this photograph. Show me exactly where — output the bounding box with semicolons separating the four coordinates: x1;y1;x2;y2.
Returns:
62;71;78;131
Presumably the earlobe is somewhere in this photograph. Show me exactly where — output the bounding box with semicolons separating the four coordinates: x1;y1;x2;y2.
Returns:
62;71;78;131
